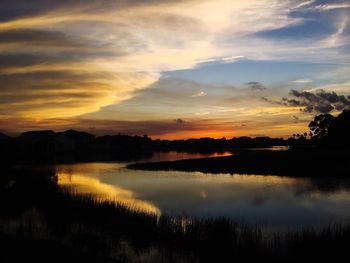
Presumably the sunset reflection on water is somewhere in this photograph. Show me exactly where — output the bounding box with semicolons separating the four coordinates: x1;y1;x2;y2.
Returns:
54;152;350;228
56;163;161;215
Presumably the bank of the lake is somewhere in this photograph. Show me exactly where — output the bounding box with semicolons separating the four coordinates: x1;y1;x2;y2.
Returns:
128;148;350;177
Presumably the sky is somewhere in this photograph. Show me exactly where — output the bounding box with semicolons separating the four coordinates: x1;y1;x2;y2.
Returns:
0;0;349;139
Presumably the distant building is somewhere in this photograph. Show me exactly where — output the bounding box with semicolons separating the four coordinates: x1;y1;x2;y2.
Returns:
20;130;55;140
57;130;95;144
55;130;95;151
54;135;75;152
19;130;56;152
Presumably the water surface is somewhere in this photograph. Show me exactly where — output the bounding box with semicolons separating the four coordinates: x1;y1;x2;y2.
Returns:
56;151;350;229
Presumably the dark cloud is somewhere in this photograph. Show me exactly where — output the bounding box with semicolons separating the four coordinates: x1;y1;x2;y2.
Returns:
0;29;81;46
260;97;282;105
282;89;350;113
0;70;115;91
292;115;299;123
0;70;118;117
0;0;190;21
174;118;184;124
246;81;266;91
0;54;85;70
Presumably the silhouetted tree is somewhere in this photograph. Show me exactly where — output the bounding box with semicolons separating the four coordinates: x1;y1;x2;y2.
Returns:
309;109;350;147
308;113;335;139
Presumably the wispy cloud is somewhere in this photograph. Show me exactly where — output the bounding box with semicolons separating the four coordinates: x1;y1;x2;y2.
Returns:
191;91;207;97
322;16;349;47
291;79;313;84
222;56;245;63
293;0;317;9
246;82;267;91
315;3;350;11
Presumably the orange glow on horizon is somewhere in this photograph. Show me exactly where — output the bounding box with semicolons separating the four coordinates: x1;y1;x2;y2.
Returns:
0;115;311;139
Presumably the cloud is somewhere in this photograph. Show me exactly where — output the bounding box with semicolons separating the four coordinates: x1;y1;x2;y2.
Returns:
0;0;349;139
282;89;350;113
84;77;265;122
306;81;350;93
0;69;156;118
174;118;184;124
293;0;317;9
292;115;299;123
221;56;245;63
191;91;207;97
260;97;283;105
0;29;83;47
315;3;350;11
247;82;267;91
291;79;313;84
0;0;319;121
292;1;350;12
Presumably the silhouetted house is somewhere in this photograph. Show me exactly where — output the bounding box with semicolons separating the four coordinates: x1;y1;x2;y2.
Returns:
56;130;95;150
20;130;55;140
19;130;55;152
54;135;75;152
57;130;94;142
93;134;153;151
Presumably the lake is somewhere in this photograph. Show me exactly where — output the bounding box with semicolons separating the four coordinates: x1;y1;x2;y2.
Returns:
55;151;350;230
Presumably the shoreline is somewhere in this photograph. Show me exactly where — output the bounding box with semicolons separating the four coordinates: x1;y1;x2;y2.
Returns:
127;148;350;177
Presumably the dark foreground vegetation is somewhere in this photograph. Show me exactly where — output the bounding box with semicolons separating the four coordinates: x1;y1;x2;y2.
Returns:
0;167;350;263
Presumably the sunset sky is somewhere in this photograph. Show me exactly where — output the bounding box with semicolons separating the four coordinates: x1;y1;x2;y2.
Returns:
0;0;349;139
